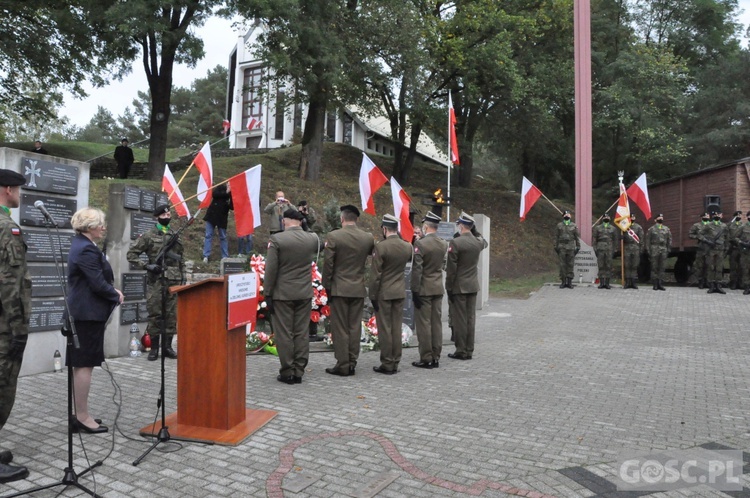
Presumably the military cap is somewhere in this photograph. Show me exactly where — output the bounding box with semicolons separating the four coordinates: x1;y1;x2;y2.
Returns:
709;210;718;216
734;210;742;217
381;213;399;228
339;204;360;217
656;213;664;219
630;213;636;219
422;211;442;224
283;208;305;221
153;204;170;217
456;211;475;226
562;210;571;217
701;212;710;219
602;213;611;220
0;169;26;187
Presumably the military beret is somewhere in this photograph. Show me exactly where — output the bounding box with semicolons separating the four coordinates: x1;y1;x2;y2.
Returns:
457;211;475;226
656;213;664;219
701;212;709;218
153;204;170;217
709;210;718;216
0;169;26;187
283;208;305;221
602;213;611;220
422;211;441;224
562;210;571;217
381;213;399;228
734;210;742;216
340;204;360;217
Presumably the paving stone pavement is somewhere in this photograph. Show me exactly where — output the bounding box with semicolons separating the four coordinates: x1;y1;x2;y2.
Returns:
3;283;750;497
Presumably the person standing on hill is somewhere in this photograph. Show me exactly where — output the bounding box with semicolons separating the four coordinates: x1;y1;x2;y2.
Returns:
113;138;134;179
202;183;232;263
645;214;671;291
592;213;617;289
622;214;644;289
264;191;295;235
554;210;580;289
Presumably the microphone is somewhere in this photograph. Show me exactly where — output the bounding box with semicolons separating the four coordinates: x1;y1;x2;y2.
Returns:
34;200;57;227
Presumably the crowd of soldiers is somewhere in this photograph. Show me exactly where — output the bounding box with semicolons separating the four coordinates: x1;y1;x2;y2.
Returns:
689;210;750;294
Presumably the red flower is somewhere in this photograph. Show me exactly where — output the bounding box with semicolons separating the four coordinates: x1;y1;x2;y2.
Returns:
320;305;330;317
310;311;321;323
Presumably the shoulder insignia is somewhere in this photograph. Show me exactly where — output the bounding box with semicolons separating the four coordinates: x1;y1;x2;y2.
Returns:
267;241;272;249
447;246;453;252
324;241;328;247
11;227;20;236
414;246;419;253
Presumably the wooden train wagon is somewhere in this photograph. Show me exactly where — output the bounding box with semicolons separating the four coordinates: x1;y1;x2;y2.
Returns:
641;157;750;282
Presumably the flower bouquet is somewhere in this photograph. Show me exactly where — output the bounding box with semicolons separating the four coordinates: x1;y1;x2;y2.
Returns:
246;330;271;353
359;316;413;351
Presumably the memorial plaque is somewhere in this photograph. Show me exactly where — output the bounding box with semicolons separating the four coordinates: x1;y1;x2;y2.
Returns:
140;191;156;212
138;301;148;320
129;253;149;270
20;194;76;229
573;241;599;284
23;229;73;262
29;265;65;297
156;192;168;207
130;212;154;239
221;259;247;275
123;186;142;210
29;298;66;332
122;273;147;301
22;158;78;195
119;302;139;325
437;221;457;240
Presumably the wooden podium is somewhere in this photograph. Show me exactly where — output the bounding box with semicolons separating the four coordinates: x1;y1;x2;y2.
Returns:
139;276;276;445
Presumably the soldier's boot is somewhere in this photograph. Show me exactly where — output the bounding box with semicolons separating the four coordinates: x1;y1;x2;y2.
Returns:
559;279;567;289
623;278;630;289
744;286;750;295
657;279;666;291
566;278;574;289
707;282;716;294
698;279;705;290
604;278;611;289
164;334;178;359
597;279;605;289
148;335;160;361
729;280;737;290
631;279;639;290
653;280;659;290
715;282;726;295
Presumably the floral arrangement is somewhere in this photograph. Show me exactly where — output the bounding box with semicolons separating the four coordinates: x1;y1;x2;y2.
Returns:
310;262;330;324
249;255;269;323
246;330;271;353
359;315;413;351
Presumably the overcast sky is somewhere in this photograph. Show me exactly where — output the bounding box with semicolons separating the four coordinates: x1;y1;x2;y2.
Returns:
59;3;750;128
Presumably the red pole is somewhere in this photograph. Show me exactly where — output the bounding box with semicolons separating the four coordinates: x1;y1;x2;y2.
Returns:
574;0;593;245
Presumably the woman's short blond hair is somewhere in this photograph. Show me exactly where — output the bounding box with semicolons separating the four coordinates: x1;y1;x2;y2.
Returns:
71;207;106;234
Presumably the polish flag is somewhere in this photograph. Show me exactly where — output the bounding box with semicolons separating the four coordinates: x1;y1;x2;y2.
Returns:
449;91;460;166
193;141;213;209
247;117;261;130
390;177;414;242
359;153;388;216
519;177;543;221
229;165;262;237
162;165;191;219
222;119;230;135
626;173;651;220
616;179;640;242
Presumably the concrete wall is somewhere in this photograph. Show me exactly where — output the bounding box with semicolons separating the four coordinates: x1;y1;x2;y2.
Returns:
475;214;490;310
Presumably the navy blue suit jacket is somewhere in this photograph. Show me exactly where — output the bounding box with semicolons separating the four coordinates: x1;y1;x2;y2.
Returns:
66;234;120;322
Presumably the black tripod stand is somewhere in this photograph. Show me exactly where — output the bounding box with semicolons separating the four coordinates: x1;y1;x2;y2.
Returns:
3;210;102;497
133;215;209;466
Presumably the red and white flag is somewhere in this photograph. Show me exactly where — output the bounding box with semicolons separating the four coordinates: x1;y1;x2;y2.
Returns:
626;172;651;220
615;179;640;242
162;164;191;219
449;91;460;166
519;177;543;221
390;177;414;243
222;118;230;135
246;117;262;131
193;141;213;209
359;153;388;216
229;165;262;237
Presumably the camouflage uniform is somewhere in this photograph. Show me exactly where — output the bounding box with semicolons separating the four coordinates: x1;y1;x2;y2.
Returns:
699;220;727;293
688;220;709;287
645;221;672;290
127;224;185;349
622;221;644;285
737;223;750;294
727;217;744;289
592;221;617;287
554;218;581;288
0;208;31;430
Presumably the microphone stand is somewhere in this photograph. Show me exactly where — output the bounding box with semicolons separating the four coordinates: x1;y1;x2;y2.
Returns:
4;213;101;497
133;213;210;466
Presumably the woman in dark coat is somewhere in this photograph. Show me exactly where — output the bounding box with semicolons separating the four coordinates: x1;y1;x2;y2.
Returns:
66;208;123;433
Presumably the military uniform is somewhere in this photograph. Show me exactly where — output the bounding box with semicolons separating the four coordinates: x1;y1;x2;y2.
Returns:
0;170;31;483
688;217;709;288
446;214;488;359
727;213;744;289
736;217;750;294
127;216;185;358
322;209;375;375
592;219;617;288
370;224;412;374
264;199;296;234
645;217;672;290
699;217;727;293
411;228;448;367
554;213;581;288
622;219;644;288
264;219;319;383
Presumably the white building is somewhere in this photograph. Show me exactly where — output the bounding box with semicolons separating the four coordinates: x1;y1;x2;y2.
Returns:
225;23;449;167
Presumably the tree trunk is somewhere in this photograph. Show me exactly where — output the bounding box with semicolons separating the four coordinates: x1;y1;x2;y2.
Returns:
400;123;421;183
298;90;327;181
146;84;171;181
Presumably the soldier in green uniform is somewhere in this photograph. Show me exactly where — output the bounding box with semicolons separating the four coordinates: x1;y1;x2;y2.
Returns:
645;214;672;290
688;213;710;288
622;214;645;289
0;169;31;483
127;205;185;360
727;210;744;290
369;214;413;374
737;211;750;295
554;210;581;289
446;212;488;360
264;209;320;384
322;205;375;376
700;210;727;294
411;212;448;369
592;213;617;289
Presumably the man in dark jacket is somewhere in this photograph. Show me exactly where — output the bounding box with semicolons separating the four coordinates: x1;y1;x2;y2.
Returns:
202;183;233;262
113;138;134;179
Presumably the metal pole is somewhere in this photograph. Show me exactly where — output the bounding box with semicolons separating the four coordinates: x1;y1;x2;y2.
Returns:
447;91;452;223
574;0;593;245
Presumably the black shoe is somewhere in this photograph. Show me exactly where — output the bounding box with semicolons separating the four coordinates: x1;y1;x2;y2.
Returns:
431;360;439;368
559;280;566;289
147;348;158;361
373;366;395;375
566;278;574;289
447;353;469;360
715;282;726;294
349;366;356;376
325;367;350;377
632;280;638;290
729;282;737;290
164;346;178;359
707;282;716;294
277;375;295;385
412;360;434;369
293;376;302;384
0;462;28;484
604;278;611;289
698;280;705;289
71;419;108;434
597;281;605;289
744;287;750;295
0;450;12;465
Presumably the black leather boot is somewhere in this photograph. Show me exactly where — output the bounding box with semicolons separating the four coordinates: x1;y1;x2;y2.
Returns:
566;278;574;289
631;279;638;290
0;462;28;483
148;335;160;361
698;279;705;289
657;279;666;291
715;282;726;295
744;287;750;295
653;280;658;290
164;334;178;359
598;279;605;289
559;279;566;289
707;282;716;294
604;278;611;289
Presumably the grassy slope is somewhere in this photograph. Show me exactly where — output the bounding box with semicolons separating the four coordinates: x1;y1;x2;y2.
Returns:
1;141;191;163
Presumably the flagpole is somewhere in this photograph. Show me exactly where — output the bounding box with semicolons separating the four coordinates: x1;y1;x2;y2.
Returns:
592;198;619;227
447;90;452;223
170;172;243;208
541;194;564;214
